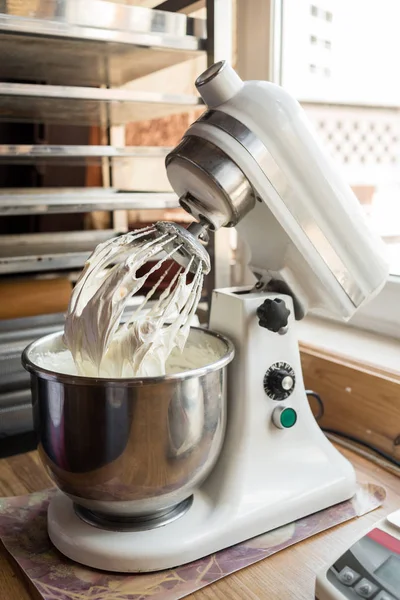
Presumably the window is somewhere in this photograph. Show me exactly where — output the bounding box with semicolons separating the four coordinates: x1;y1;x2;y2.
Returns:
235;0;400;338
280;0;400;281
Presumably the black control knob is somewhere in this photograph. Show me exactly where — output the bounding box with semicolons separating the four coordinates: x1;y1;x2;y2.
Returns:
264;362;296;400
256;298;290;333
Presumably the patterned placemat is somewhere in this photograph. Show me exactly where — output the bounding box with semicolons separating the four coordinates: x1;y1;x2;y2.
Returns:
0;483;385;600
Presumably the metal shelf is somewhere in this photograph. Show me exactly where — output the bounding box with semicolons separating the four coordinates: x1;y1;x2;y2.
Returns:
0;83;203;126
0;145;171;164
0;229;119;275
0;188;179;215
0;1;206;87
0;144;170;168
0;145;173;191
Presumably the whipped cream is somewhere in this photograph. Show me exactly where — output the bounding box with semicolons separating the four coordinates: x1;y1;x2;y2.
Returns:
36;335;222;377
63;227;204;378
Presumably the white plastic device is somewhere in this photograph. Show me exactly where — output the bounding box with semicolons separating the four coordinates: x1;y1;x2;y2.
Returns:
47;62;389;573
316;509;400;600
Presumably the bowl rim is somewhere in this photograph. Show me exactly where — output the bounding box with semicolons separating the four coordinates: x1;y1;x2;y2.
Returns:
21;326;235;386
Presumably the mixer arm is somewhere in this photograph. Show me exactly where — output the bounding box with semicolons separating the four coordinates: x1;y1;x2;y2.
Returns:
165;61;389;321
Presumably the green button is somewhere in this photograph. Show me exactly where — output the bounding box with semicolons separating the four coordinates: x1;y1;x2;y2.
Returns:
280;407;297;428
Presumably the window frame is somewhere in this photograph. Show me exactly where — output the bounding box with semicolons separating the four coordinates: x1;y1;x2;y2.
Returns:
234;0;400;339
322;276;400;340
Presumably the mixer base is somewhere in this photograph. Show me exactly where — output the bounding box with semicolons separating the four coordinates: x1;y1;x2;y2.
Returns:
48;458;355;574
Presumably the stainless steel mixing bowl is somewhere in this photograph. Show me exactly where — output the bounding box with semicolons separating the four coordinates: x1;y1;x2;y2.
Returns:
22;328;234;524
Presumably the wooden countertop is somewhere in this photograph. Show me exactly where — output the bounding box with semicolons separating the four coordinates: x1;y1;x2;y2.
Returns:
0;446;398;600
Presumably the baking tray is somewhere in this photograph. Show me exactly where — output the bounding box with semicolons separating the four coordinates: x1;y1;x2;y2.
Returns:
0;188;179;215
0;229;120;274
0;83;203;125
0;312;68;436
0;145;171;164
0;389;33;437
0;311;66;390
0;0;206;87
0;145;174;191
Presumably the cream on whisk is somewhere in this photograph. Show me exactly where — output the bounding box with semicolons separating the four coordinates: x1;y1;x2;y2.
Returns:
63;225;205;378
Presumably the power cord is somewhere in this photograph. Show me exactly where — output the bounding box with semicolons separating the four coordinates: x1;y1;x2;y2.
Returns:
305;390;324;421
305;390;400;470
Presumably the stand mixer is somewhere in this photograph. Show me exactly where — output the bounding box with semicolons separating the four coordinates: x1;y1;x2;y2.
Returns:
23;61;389;573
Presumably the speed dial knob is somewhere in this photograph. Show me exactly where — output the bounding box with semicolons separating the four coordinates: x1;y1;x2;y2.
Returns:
264;362;295;400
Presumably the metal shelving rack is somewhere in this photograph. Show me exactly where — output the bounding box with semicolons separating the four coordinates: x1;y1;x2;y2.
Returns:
0;144;177;215
0;189;179;216
0;2;207;87
0;82;203;125
0;0;208;273
0;0;232;438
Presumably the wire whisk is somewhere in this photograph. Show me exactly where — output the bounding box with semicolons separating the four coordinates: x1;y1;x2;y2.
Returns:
63;221;210;378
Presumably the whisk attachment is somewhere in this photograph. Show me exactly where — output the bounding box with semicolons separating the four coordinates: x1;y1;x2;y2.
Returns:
63;222;209;378
155;221;211;275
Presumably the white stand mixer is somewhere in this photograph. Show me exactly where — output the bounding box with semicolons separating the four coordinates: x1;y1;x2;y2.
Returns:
47;61;389;572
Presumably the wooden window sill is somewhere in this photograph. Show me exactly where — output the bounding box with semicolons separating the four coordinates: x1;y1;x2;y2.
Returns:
298;317;400;465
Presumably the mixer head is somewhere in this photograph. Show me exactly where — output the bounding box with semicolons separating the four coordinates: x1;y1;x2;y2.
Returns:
165;60;389;321
165;61;256;231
